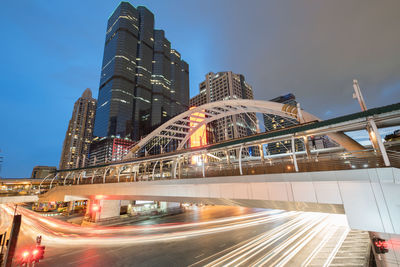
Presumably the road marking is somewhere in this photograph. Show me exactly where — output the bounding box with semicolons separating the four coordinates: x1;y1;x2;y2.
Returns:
195;253;204;259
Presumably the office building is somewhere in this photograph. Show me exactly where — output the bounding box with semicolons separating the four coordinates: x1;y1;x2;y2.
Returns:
88;137;136;165
189;71;257;144
31;166;57;179
59;88;97;169
263;93;304;154
93;2;189;142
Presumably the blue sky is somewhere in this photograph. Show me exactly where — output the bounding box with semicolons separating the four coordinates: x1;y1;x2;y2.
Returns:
0;1;399;177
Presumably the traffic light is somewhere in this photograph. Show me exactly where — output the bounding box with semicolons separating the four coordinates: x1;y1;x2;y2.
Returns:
373;237;389;254
20;250;30;264
33;245;45;261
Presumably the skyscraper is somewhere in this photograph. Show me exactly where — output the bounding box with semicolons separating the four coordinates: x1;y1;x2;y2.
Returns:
263;93;304;154
88;137;135;165
59;88;97;169
93;2;189;141
190;71;257;143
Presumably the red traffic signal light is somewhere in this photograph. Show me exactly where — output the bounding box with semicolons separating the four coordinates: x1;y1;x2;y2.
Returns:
20;251;30;264
373;237;389;254
33;245;46;261
32;248;39;256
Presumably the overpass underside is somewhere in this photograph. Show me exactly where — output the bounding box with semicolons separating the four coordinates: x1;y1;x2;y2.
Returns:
40;167;400;235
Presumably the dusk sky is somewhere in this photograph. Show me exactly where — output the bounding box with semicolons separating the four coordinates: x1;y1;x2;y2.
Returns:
1;0;399;177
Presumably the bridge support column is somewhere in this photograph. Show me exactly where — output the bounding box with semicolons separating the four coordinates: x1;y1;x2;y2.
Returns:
130;164;136;182
87;199;121;223
63;172;72;186
303;136;311;159
225;150;230;164
178;158;182;179
49;173;59;189
173;158;179;179
368;118;390;167
152;161;159;180
160;161;163;179
103;168;110;184
291;136;299;172
239;145;243;175
201;154;205;178
259;144;265;162
91;170;96;184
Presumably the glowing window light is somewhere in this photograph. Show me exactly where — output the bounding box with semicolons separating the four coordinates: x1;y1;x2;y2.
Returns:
189;107;208;165
189;107;207;148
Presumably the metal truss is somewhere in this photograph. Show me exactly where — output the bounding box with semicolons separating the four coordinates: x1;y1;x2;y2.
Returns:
125;99;314;158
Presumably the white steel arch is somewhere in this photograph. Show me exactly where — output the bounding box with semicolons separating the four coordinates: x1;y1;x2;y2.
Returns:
125;99;363;159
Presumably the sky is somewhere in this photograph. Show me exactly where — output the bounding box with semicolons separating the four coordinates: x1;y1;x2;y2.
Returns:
0;0;399;177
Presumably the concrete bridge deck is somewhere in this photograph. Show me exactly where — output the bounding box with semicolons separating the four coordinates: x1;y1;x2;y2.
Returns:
40;167;400;235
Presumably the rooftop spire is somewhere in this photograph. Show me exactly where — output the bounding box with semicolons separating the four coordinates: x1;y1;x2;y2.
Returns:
82;88;92;99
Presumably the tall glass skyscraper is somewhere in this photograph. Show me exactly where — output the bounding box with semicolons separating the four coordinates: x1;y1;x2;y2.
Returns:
94;2;189;141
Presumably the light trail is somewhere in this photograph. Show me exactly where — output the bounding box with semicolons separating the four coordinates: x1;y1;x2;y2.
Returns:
193;213;350;267
1;204;298;246
266;219;331;266
1;204;351;266
0;206;12;232
2;204;286;234
203;214;326;266
301;224;339;266
322;227;350;267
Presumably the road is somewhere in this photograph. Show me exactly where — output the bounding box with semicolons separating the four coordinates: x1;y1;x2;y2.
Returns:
0;204;351;266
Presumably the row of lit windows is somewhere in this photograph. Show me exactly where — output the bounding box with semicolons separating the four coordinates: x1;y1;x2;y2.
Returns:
107;15;138;36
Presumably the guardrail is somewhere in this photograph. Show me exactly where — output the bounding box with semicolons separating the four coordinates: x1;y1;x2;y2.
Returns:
39;148;400;195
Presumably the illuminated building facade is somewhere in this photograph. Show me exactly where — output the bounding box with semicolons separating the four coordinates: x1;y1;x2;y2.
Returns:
88;137;136;165
189;108;207;148
59;88;97;169
93;2;189;142
262;93;304;154
189;72;257;143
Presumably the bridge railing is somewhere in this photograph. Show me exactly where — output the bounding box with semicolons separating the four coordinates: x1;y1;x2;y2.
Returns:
39;148;400;194
178;149;387;179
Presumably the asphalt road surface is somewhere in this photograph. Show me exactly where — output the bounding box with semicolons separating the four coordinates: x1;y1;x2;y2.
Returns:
1;204;350;266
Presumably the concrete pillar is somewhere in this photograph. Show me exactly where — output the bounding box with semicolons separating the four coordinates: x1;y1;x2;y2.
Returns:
258;144;265;163
202;154;206;178
88;200;121;223
99;200;121;221
225;150;230;164
303;136;311;159
239;145;243;175
178;158;182;179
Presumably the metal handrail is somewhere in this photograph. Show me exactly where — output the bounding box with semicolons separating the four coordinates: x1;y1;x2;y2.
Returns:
38;147;399;193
